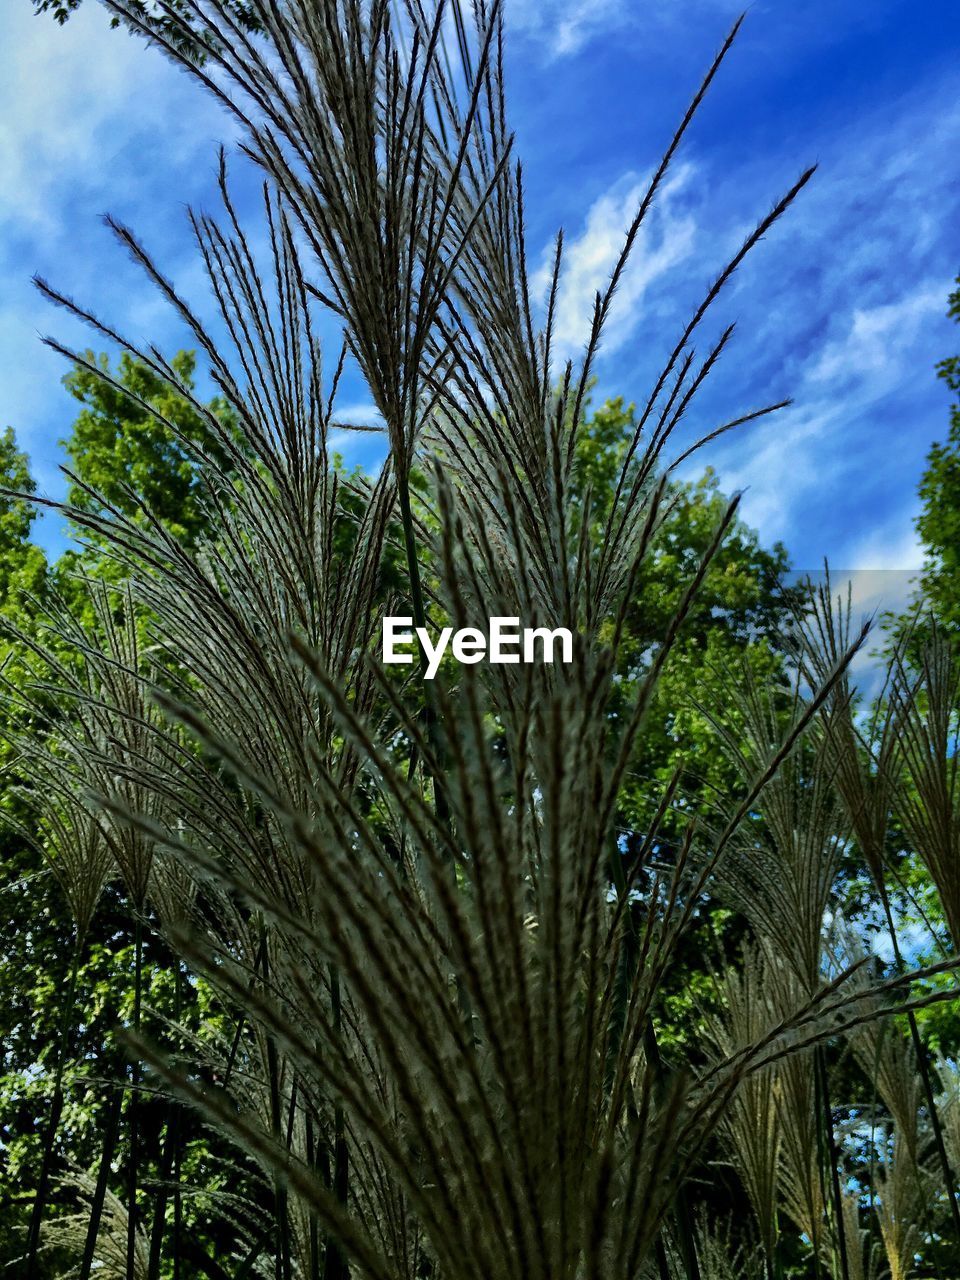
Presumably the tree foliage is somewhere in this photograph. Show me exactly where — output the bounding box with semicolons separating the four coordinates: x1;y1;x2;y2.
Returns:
60;350;221;547
916;275;960;630
4;5;960;1280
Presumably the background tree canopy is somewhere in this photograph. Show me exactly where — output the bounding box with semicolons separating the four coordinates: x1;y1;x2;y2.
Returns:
32;0;259;55
916;276;960;630
6;4;960;1280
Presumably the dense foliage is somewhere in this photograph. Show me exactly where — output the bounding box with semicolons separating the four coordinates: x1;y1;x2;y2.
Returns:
5;4;960;1280
916;277;960;630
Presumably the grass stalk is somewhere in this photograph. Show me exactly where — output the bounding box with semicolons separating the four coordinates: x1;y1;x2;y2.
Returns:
815;1045;850;1280
147;1112;176;1280
878;885;960;1238
306;1111;322;1280
609;844;700;1280
78;1080;124;1280
396;471;451;833
173;961;183;1280
324;964;349;1280
25;931;83;1279
127;913;144;1279
261;924;292;1280
146;958;185;1280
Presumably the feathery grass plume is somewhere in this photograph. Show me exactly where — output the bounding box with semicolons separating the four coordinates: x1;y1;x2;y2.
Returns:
16;167;432;1274
759;952;829;1270
39;1172;150;1280
129;611;947;1280
1;779;113;944
702;947;782;1271
799;576;960;1239
696;658;851;994
2;773;107;1280
850;987;935;1275
695;647;875;1280
0;604;114;941
853;1003;925;1170
794;573;900;888
0;581;154;1278
130;516;960;1280
872;1133;926;1280
3;576;175;912
835;923;951;1276
889;625;960;949
9;3;952;1278
936;1053;960;1172
695;661;852;1280
694;1213;766;1280
838;1191;880;1280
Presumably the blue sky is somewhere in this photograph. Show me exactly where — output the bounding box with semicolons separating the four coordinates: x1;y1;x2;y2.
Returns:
1;0;958;614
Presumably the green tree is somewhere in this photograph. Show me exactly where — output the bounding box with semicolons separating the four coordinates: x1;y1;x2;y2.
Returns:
0;365;232;1275
0;428;47;616
33;0;259;56
0;374;798;1272
916;274;960;630
0;430;55;1269
60;350;219;550
573;396;792;813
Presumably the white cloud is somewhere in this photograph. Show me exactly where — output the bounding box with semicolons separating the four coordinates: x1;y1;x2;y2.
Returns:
0;5;233;242
507;0;633;58
333;403;386;429
845;519;923;574
534;164;697;365
711;406;826;542
506;0;743;59
697;267;955;559
808;287;946;392
0;2;238;521
599;56;960;569
719;281;949;538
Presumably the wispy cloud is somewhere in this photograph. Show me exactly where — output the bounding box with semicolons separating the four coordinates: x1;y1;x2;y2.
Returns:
0;5;232;245
714;279;952;544
333;403;386;429
507;0;635;58
507;0;744;59
845;518;923;574
643;68;960;567
0;3;233;521
4;0;958;579
534;164;697;363
808;287;946;392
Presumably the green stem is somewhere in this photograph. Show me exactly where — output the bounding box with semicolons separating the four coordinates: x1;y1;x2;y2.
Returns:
261;923;292;1280
324;965;349;1280
879;885;960;1239
396;473;451;832
79;1081;124;1280
815;1045;850;1280
607;846;699;1280
127;914;144;1280
25;931;83;1279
